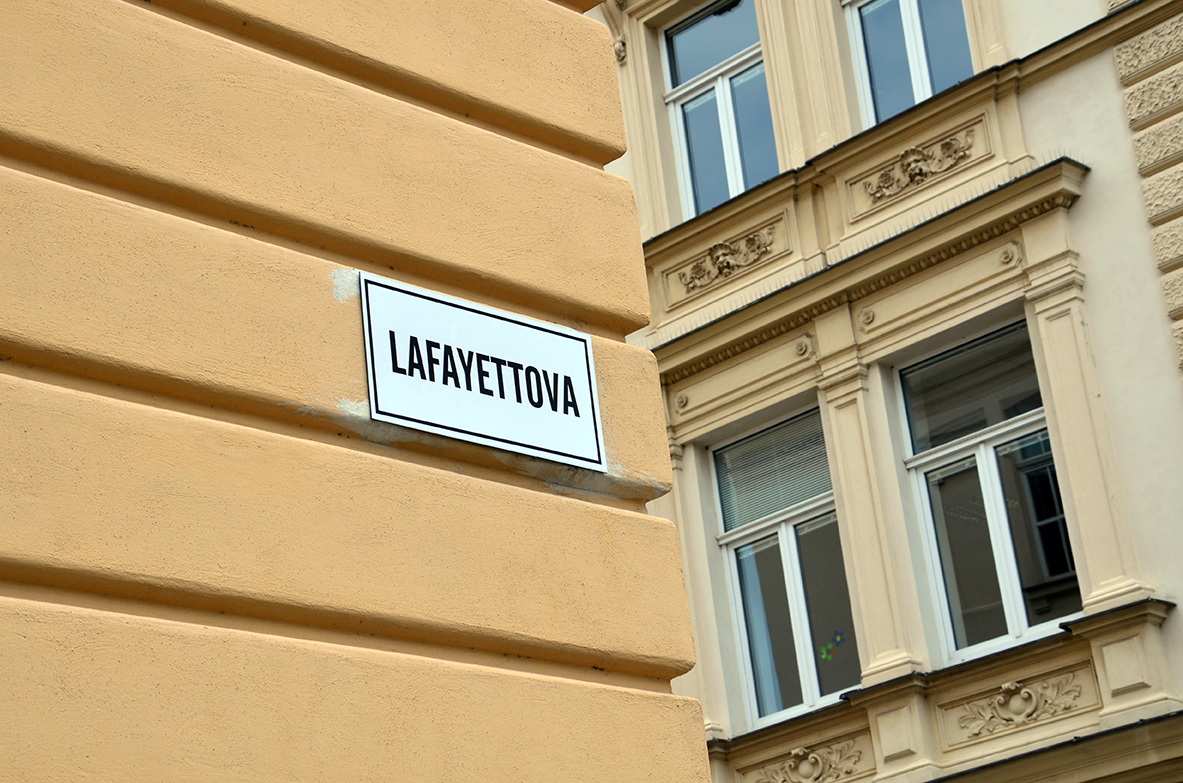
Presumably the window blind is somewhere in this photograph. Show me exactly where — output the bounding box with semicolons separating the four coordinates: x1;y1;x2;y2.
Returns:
715;409;832;531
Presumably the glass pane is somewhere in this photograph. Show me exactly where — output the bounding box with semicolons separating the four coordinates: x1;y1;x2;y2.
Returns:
902;323;1042;454
918;0;974;94
683;90;731;214
737;535;803;716
668;0;760;86
996;430;1082;627
731;62;779;189
796;513;861;696
926;457;1008;648
860;0;916;122
715;410;831;531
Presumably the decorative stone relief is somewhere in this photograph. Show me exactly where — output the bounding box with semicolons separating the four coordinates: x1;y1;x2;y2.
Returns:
1124;60;1183;127
1141;163;1183;224
754;741;863;783
862;130;975;204
1161;267;1183;318
1152;217;1183;270
1132;113;1183;173
956;673;1083;738
1114;10;1183;82
678;226;776;293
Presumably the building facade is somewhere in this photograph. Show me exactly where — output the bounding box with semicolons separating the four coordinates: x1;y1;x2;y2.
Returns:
0;1;710;780
596;0;1183;779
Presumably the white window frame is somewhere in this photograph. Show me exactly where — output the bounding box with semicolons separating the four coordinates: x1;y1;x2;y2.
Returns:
661;11;769;221
897;341;1083;667
709;411;858;730
843;0;972;128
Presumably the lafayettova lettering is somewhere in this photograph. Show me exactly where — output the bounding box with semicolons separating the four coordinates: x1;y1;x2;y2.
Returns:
389;331;581;417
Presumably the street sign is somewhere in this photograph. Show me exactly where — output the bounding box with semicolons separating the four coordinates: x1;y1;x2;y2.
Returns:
359;271;607;472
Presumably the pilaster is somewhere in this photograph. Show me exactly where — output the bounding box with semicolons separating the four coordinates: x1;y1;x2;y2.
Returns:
816;305;923;687
1020;210;1156;615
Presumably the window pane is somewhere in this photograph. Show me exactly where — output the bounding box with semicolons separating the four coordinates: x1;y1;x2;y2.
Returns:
796;513;861;696
731;62;779;189
902;323;1042;453
683;90;731;215
860;0;916;122
918;0;974;94
716;410;832;531
737;535;803;716
926;457;1008;648
668;0;760;87
996;430;1082;627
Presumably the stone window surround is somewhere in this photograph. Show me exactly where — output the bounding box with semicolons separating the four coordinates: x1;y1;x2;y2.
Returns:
606;0;1010;237
659;161;1173;744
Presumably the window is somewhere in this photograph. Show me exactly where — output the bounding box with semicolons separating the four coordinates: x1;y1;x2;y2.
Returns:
901;323;1082;660
847;0;974;125
664;0;779;219
714;410;861;723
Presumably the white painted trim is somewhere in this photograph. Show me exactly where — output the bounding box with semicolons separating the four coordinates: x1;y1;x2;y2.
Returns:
662;37;766;219
844;0;974;129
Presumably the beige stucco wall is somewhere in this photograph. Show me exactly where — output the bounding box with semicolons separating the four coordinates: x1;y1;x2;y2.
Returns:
0;1;708;780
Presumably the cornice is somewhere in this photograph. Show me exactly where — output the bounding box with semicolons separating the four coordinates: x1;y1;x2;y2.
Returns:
641;0;1180;262
658;161;1083;386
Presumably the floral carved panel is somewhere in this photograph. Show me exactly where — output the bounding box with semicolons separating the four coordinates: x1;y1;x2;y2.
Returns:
847;117;990;219
745;736;873;783
663;219;787;308
938;665;1099;749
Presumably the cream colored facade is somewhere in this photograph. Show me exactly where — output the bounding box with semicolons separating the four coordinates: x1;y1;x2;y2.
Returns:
0;1;710;780
598;0;1183;780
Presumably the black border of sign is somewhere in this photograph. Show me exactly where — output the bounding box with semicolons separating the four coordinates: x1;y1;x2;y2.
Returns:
362;276;605;470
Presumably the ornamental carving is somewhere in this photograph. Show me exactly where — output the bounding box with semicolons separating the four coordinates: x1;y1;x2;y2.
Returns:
863;130;975;203
957;673;1083;737
755;741;862;783
678;227;775;292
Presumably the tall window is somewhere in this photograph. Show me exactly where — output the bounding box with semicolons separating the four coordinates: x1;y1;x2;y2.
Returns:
714;410;861;724
901;324;1082;660
847;0;974;124
665;0;779;219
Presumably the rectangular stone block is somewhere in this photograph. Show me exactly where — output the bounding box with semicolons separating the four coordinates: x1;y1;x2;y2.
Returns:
1132;112;1183;174
1141;161;1183;224
0;0;649;334
150;0;626;163
1162;267;1183;318
0;595;710;782
1173;320;1183;367
0;164;671;499
1124;59;1183;129
0;372;693;678
1115;11;1183;84
1152;216;1183;270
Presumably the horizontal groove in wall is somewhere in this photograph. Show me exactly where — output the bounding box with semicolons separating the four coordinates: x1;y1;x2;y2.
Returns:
0;593;706;781
0;0;649;335
0;371;695;679
0;159;671;501
135;0;627;165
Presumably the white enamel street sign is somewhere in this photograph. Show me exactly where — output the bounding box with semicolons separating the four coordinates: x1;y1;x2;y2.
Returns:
358;271;607;472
